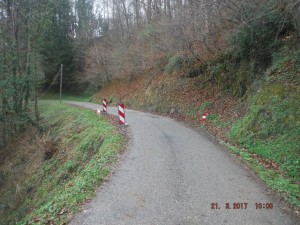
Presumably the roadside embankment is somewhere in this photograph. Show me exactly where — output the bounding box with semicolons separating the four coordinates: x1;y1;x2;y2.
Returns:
0;102;124;225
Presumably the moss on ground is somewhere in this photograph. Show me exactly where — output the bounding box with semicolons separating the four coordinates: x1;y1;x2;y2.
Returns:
229;46;300;206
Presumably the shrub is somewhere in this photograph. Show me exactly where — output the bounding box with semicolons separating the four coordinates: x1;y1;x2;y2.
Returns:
229;0;294;63
166;55;195;74
166;55;184;74
140;24;156;40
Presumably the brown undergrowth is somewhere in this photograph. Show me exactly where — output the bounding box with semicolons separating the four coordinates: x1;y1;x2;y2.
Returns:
0;126;60;220
92;73;242;140
93;73;296;175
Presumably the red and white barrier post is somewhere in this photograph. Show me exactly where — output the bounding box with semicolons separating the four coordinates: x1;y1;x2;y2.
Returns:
102;99;107;113
118;104;126;125
201;113;207;121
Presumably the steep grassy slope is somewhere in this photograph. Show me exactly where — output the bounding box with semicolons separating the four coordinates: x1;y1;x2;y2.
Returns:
0;102;124;225
93;42;300;209
229;47;300;206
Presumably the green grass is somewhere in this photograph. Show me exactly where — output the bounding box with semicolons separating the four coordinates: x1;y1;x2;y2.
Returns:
230;82;300;181
8;102;124;225
222;142;300;207
227;46;300;207
40;92;92;102
207;114;232;128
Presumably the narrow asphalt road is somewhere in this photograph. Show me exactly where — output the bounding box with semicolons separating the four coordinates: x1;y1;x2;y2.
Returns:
68;102;299;225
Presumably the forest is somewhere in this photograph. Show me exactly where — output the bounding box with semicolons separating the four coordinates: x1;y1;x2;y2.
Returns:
0;0;299;146
0;0;300;223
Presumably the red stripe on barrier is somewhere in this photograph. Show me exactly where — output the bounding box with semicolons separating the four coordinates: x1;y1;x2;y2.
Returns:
103;99;107;113
202;113;207;121
118;104;125;125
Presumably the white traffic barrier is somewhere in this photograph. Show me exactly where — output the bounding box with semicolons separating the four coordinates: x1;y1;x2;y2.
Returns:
103;99;107;113
202;113;207;121
118;104;125;125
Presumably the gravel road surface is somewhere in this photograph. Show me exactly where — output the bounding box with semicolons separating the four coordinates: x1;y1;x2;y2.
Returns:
67;102;299;225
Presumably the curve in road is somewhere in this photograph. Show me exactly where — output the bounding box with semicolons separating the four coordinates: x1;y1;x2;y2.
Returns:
67;102;299;225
